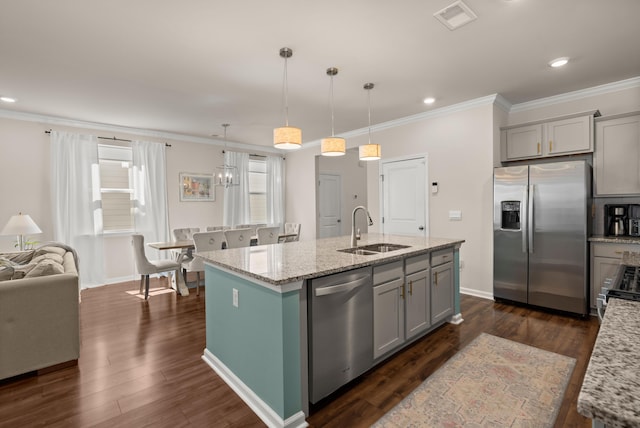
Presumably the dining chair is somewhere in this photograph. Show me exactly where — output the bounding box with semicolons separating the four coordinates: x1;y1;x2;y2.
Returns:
206;225;229;231
131;234;182;300
172;228;200;277
182;231;226;295
283;223;301;242
256;226;280;245
224;228;252;249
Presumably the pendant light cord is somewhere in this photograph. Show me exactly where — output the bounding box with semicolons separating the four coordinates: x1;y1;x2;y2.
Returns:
367;86;372;145
282;54;289;127
330;73;335;136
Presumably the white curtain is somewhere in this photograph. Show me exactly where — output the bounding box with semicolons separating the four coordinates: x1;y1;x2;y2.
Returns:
50;131;105;288
223;151;250;227
132;140;169;260
266;155;285;229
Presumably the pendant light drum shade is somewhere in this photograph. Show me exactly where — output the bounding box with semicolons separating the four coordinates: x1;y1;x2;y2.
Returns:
274;47;302;150
274;126;302;150
359;143;381;160
321;67;346;157
359;82;381;161
321;137;346;156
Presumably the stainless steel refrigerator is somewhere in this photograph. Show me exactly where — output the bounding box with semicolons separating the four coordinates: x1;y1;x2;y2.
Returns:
493;160;591;315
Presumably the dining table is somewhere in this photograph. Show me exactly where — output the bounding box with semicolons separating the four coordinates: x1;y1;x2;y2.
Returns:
147;240;195;296
147;234;297;296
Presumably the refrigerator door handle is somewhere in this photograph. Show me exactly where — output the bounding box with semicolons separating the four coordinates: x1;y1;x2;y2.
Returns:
521;186;528;253
528;184;535;253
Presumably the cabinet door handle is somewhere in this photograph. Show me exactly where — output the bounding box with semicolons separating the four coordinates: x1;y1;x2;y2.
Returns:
409;280;413;295
549;140;553;152
400;284;405;299
435;271;438;285
615;251;623;254
537;142;541;154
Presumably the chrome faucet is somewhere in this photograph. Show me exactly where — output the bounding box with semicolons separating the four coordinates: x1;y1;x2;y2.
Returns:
351;206;373;247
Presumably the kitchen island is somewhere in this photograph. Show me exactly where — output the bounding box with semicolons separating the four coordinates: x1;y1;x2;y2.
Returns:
196;233;464;428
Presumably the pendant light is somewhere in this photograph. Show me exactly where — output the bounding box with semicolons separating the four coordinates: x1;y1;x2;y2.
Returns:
359;83;381;161
274;47;302;150
215;124;239;188
321;67;346;156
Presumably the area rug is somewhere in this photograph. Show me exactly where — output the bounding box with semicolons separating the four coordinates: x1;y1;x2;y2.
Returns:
373;333;575;427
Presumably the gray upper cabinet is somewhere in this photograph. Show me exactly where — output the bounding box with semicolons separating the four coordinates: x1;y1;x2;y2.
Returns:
594;112;640;196
501;111;598;162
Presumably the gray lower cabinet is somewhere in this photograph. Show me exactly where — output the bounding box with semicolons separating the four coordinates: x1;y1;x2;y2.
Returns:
431;249;454;324
373;261;405;359
590;242;640;311
405;253;431;340
373;251;452;360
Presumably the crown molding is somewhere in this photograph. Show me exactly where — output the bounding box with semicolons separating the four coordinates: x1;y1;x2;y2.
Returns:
304;93;502;148
510;76;640;113
0;108;282;154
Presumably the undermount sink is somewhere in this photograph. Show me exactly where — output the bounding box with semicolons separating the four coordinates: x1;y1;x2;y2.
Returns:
359;243;411;253
337;243;411;256
337;247;379;256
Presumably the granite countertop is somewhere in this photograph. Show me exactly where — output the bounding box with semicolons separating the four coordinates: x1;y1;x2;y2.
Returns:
577;298;640;427
196;233;464;285
589;235;640;244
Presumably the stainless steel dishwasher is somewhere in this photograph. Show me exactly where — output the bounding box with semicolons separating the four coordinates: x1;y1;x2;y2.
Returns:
308;267;373;404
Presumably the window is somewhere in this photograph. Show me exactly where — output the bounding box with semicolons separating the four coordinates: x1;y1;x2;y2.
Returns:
98;144;134;233
248;156;267;224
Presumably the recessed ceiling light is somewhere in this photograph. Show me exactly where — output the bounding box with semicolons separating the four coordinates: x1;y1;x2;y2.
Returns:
423;97;436;105
0;96;17;103
549;57;569;68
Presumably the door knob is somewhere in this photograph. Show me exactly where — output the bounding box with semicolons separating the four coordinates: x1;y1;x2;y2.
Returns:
418;226;424;231
337;219;341;223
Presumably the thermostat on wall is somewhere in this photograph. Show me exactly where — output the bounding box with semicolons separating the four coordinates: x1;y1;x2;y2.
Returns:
431;182;438;194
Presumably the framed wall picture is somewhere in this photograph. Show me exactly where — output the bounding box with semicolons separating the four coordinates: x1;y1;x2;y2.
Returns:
179;172;214;202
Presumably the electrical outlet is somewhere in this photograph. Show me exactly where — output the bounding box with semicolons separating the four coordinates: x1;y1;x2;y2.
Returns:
232;288;239;308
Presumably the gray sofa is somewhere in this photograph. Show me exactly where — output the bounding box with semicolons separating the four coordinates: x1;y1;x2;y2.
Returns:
0;244;79;380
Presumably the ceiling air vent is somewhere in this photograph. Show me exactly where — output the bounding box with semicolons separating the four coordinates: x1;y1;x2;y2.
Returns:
434;0;477;30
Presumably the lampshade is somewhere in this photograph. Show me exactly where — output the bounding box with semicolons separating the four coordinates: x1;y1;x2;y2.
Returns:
359;82;381;161
359;144;381;161
1;213;42;236
321;67;346;157
274;47;302;150
321;137;346;156
274;126;302;150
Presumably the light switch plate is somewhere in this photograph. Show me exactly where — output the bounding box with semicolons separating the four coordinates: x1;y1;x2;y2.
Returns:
449;210;462;220
232;288;239;307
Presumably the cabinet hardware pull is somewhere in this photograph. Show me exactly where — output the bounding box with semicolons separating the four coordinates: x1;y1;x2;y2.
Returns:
614;251;623;254
400;284;405;299
409;280;413;295
549;140;553;152
435;271;438;285
537;142;540;154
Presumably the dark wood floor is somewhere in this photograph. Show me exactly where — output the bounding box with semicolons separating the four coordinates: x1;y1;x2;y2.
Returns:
0;279;599;427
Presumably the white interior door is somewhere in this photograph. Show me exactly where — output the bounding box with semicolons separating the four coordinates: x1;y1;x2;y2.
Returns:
318;173;342;238
381;156;427;236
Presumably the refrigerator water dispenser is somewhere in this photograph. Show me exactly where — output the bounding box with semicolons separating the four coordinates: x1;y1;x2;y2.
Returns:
501;201;521;230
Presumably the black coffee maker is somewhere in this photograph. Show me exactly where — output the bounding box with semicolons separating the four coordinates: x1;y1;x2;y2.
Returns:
605;204;627;236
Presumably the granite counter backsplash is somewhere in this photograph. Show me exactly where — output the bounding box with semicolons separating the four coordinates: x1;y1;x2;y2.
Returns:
577;298;640;427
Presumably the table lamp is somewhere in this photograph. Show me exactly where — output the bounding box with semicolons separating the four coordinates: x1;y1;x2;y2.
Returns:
1;212;43;251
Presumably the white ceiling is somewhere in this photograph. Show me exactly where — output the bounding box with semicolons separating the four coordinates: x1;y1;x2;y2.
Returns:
1;0;639;149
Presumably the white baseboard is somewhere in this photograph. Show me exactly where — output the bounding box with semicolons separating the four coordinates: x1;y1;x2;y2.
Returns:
202;349;308;428
460;287;494;300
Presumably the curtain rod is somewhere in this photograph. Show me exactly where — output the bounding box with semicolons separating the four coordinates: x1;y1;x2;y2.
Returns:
221;149;268;158
44;130;172;147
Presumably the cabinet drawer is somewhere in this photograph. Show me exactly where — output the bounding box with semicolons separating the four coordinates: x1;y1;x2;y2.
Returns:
373;260;403;285
405;253;429;275
592;243;640;258
431;248;453;267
